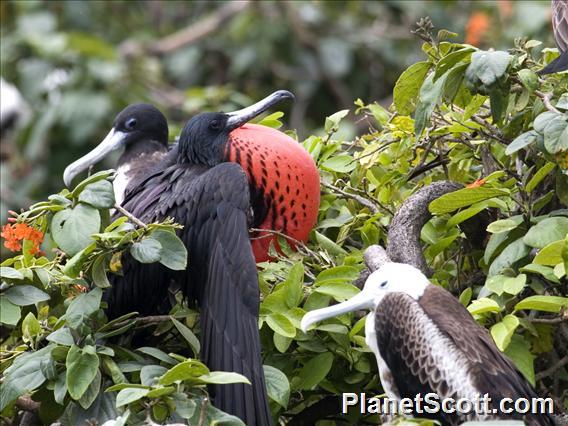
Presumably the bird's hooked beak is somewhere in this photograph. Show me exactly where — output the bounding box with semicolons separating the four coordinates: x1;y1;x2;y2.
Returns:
225;90;295;130
300;290;375;333
63;128;127;187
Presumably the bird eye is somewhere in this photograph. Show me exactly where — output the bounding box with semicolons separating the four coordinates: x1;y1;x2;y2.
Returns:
380;281;388;288
209;120;221;131
125;118;137;130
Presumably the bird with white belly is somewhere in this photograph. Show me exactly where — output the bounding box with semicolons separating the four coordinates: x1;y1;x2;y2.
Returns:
301;262;555;425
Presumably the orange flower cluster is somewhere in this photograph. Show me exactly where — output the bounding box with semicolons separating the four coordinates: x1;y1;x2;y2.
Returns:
1;223;44;255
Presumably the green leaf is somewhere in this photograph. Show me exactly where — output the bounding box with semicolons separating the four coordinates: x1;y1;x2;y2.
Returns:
314;282;360;302
266;313;296;338
5;285;50;306
159;360;209;385
22;312;41;342
324;109;349;133
0;296;21;325
505;335;535;385
314;231;347;255
485;274;526;296
284;262;304;308
140;365;168;386
197;371;251;385
137;347;177;365
171;317;200;356
526;162;556;193
488;237;530;276
393;61;431;115
63;242;96;278
66;344;100;400
429;187;508;215
47;327;75;346
514;295;568;313
130;238;162;263
146;386;175;399
70;170;115;197
314;266;359;286
466;50;511;86
543;114;568;154
414;72;448;138
51;204;101;256
534;239;564;266
467;298;501;315
91;254;111;288
150;230;187;271
490;314;519;351
517;69;538;92
0;266;24;280
486;217;523;234
321;155;356;173
505;130;540;155
257;111;284;129
296;352;334;390
459;287;472;307
78;369;101;409
78;180;115;209
115;387;150;407
65;287;102;329
263;365;290;408
523;217;568;249
1;345;53;411
434;48;473;80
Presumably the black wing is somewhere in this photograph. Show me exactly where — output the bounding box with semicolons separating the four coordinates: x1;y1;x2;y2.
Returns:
108;162;272;425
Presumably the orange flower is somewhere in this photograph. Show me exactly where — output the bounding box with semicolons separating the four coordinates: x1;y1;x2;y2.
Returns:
466;178;487;188
465;12;490;46
1;223;44;255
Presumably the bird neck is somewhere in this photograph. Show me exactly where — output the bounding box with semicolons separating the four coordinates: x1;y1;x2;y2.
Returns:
118;139;167;168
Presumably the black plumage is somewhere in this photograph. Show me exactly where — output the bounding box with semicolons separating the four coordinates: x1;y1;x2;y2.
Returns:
540;0;568;74
102;92;296;424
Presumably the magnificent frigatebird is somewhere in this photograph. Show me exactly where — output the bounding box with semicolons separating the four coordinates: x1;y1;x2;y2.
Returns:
104;91;311;425
301;262;555;426
63;102;319;262
63;103;169;205
540;0;568;75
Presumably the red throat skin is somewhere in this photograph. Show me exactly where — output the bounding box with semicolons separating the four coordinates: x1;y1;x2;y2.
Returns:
226;124;320;262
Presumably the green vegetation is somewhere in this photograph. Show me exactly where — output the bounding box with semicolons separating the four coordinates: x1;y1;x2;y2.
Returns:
1;2;567;425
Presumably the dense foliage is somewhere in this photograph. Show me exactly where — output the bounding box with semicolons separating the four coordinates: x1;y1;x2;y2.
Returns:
0;0;556;226
2;18;568;426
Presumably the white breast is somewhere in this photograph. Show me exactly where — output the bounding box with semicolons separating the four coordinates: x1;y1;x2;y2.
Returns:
114;163;131;206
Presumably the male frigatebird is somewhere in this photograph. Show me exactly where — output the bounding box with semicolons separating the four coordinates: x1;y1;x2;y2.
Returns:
301;262;555;425
94;91;313;425
63;103;169;205
63;102;319;263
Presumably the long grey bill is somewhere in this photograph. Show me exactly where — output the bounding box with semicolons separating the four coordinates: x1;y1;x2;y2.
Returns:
225;90;295;130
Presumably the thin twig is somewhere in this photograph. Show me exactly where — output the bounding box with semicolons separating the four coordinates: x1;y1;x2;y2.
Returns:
535;356;568;381
535;90;562;114
110;314;175;330
114;204;147;229
529;316;568;325
15;396;40;413
321;181;381;215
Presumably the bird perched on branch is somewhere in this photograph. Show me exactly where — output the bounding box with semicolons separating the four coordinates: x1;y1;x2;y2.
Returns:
301;262;555;426
63;91;320;424
540;0;568;74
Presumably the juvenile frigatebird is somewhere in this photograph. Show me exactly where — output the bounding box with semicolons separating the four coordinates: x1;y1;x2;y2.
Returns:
301;262;555;425
540;0;568;74
106;91;307;425
63;103;169;205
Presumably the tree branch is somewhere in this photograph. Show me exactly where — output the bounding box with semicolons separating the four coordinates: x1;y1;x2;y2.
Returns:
114;204;147;229
535;90;562;114
321;181;381;215
535;356;568;381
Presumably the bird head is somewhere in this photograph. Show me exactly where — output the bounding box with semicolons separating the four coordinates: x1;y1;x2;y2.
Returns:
63;103;168;187
177;90;294;166
301;262;430;332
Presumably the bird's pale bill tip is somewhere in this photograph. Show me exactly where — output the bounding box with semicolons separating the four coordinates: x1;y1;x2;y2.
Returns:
62;128;126;187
